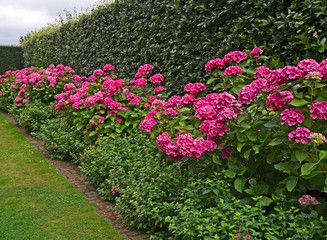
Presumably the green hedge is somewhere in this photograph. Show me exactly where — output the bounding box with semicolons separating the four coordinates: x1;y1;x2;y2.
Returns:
21;0;327;93
0;46;23;74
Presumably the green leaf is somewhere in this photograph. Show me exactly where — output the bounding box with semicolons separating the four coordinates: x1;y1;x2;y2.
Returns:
234;177;246;193
295;150;308;162
301;163;317;176
286;176;298;192
179;107;190;113
243;148;251;159
315;83;326;88
257;196;273;207
224;169;236;178
212;155;222;165
207;77;216;85
290;98;309;107
268;138;282;146
237;143;246;152
264;120;277;128
246;130;257;141
274;162;291;172
236;132;247;142
319;150;327;160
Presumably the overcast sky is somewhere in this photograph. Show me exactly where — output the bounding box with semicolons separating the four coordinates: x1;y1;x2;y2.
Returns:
0;0;108;45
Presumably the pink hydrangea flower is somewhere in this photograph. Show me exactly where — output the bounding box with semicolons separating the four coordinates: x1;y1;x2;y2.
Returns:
310;101;327;119
184;83;206;94
135;78;147;87
297;59;319;75
64;83;76;92
156;132;173;152
223;51;247;63
238;83;261;105
250;47;263;58
298;194;318;207
103;64;115;71
266;91;294;111
224;66;242;76
280;66;303;80
181;94;195;105
154;86;164;94
280;108;305;126
149;73;164;84
93;69;105;76
205;58;224;71
288;127;313;144
254;66;271;79
130;96;141;105
219;146;232;159
163;108;179;118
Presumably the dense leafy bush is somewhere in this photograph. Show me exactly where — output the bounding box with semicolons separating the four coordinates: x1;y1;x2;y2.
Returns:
21;0;327;93
0;46;23;74
38;117;88;161
80;131;327;239
9;101;55;133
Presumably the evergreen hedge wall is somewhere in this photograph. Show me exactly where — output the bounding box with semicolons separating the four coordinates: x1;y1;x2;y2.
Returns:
0;46;23;74
21;0;327;93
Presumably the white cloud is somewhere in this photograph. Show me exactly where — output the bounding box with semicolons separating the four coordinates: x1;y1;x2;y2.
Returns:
0;0;106;45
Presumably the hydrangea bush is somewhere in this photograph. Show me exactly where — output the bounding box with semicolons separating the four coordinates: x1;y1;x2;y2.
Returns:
139;48;327;200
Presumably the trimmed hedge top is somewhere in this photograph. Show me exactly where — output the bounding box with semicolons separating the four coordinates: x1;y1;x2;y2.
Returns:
21;0;327;93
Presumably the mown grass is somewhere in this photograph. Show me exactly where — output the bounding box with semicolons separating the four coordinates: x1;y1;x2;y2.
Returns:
0;113;123;240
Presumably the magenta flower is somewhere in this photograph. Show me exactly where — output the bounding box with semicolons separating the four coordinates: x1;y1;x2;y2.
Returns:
298;194;318;207
250;47;263;58
223;51;247;63
280;66;303;80
149;73;164;84
224;66;242;76
154;86;164;94
280;108;304;126
103;64;115;71
310;101;327;119
266;91;294;111
184;83;206;94
205;58;224;71
130;96;141;105
288;127;313;144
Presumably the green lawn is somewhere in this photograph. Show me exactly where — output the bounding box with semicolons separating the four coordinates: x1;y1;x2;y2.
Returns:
0;113;123;240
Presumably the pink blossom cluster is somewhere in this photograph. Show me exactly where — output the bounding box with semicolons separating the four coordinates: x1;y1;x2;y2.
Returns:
280;66;303;80
250;47;263;58
149;73;164;84
184;83;206;94
139;111;159;132
310;101;327;119
134;64;154;79
224;66;242;76
280;108;305;126
288;127;313;144
205;58;224;71
154;86;164;94
266;91;294;111
238;78;266;105
223;51;247;63
156;132;217;160
298;194;318;207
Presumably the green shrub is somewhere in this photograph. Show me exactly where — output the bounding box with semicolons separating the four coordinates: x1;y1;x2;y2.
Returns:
38;117;88;161
9;101;55;133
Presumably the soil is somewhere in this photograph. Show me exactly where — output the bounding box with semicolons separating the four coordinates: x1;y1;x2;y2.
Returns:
1;111;148;240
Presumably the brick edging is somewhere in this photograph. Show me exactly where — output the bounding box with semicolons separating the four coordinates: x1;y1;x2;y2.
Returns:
1;111;148;240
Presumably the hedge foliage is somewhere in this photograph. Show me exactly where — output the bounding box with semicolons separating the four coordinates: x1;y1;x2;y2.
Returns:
21;0;327;93
0;46;23;75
